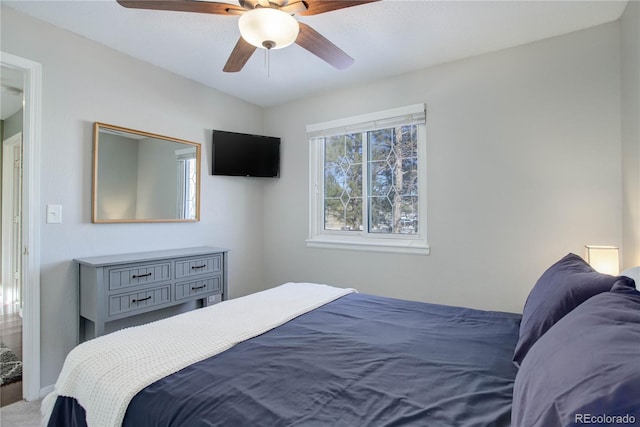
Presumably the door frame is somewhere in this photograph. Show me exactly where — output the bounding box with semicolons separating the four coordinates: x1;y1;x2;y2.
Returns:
1;51;42;401
2;132;23;313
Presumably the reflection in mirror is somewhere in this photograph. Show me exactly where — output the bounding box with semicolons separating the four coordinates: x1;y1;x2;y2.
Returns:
92;122;200;223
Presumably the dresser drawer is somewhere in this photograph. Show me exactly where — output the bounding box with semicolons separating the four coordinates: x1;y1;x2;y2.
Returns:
108;262;171;291
108;285;171;317
175;254;222;279
175;276;222;301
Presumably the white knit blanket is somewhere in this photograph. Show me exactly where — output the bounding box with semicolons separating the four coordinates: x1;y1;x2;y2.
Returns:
41;282;355;427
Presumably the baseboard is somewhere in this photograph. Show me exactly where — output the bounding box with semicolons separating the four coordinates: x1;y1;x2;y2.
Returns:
39;384;54;399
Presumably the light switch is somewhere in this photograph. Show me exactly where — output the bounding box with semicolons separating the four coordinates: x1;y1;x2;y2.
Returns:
46;204;62;224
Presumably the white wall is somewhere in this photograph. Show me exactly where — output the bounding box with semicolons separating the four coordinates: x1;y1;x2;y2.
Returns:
263;22;623;314
621;0;640;269
1;7;269;388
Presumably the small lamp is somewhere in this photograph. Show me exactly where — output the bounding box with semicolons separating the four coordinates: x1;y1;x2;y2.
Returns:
238;8;299;50
585;245;619;275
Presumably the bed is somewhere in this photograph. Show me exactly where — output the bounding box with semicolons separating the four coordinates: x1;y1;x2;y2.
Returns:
43;254;640;427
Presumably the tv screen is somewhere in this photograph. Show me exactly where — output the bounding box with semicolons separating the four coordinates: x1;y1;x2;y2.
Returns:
211;130;280;178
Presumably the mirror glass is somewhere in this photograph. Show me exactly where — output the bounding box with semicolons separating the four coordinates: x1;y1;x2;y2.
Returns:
92;122;201;223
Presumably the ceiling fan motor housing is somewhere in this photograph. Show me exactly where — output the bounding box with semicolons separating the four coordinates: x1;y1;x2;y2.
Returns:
238;8;299;49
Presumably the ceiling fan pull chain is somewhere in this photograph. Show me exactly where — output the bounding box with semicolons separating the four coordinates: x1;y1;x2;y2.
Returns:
265;46;271;77
262;40;276;78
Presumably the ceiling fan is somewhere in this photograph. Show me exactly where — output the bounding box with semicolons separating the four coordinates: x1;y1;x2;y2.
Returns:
116;0;379;72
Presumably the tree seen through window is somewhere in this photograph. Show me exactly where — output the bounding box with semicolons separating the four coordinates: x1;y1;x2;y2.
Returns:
323;125;418;234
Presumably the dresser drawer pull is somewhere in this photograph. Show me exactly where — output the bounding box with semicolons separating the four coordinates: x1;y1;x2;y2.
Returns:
132;296;152;303
132;273;152;279
191;265;207;270
191;285;207;290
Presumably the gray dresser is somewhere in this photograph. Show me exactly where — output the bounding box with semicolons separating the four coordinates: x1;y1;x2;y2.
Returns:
76;246;228;342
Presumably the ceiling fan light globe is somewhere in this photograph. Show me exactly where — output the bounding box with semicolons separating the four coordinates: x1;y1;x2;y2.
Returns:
238;8;299;50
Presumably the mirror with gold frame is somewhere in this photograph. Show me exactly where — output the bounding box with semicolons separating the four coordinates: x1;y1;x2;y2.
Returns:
92;122;201;223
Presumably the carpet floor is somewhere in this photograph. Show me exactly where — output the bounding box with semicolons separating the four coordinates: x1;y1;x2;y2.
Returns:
0;398;41;427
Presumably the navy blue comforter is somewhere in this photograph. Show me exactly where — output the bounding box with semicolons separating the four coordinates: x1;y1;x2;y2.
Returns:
49;293;521;427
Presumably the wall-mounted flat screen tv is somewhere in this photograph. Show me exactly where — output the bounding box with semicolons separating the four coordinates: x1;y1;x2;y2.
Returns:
211;130;280;178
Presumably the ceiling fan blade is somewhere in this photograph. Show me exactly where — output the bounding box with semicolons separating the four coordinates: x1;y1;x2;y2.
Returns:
223;37;257;72
239;0;259;8
297;0;379;16
280;0;307;15
295;22;353;70
116;0;245;16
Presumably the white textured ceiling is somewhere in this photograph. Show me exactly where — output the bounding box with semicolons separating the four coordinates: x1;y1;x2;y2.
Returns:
3;0;629;107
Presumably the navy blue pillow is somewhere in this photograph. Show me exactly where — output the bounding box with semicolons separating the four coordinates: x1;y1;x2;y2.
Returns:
512;281;640;427
513;253;634;366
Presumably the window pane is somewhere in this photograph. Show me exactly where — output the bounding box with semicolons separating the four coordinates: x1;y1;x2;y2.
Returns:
185;158;197;219
324;196;363;231
323;134;363;231
368;125;418;234
369;128;393;161
324;199;344;230
324;165;344;198
177;158;198;219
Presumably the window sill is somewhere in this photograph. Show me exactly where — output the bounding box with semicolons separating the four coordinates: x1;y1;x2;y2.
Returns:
306;237;430;255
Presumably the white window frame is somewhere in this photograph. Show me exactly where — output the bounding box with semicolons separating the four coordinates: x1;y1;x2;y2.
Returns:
306;104;429;255
175;147;197;220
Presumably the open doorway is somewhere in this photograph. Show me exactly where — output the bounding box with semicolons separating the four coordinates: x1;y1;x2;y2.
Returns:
1;66;25;406
0;52;41;405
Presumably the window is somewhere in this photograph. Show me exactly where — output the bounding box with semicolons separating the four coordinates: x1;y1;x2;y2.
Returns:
307;104;429;255
176;148;198;220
